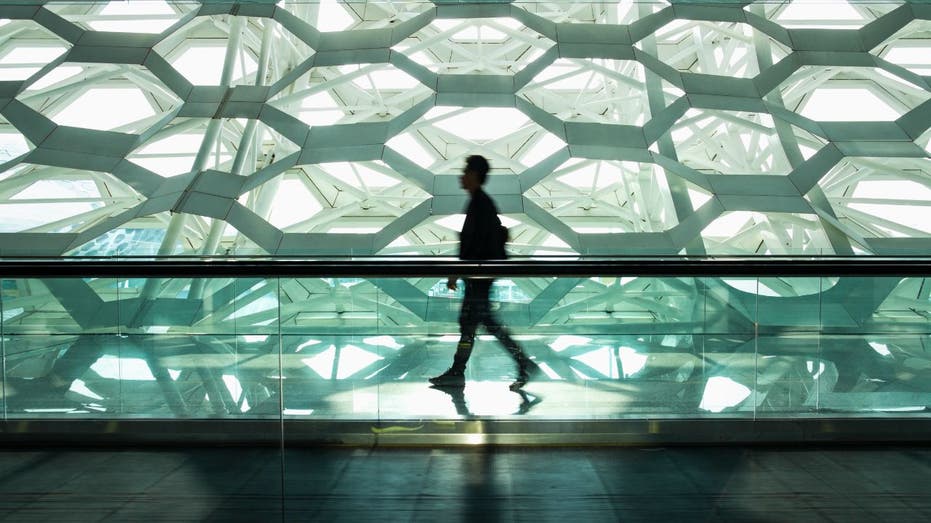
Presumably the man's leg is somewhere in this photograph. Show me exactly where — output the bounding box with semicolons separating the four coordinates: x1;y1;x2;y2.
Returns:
430;280;481;387
476;281;537;390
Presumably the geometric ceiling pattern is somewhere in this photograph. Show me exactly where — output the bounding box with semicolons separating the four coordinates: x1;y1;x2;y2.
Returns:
0;0;929;258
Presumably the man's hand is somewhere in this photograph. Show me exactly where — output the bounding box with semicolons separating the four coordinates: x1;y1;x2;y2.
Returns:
447;277;458;291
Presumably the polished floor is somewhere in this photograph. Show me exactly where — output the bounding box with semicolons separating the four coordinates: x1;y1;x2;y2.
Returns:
1;445;931;521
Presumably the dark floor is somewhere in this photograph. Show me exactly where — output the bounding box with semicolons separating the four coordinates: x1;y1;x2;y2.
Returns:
1;445;930;522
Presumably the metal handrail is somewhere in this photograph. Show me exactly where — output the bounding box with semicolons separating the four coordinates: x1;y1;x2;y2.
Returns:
0;256;929;278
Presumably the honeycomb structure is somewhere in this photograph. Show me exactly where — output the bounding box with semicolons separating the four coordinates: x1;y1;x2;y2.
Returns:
0;0;928;257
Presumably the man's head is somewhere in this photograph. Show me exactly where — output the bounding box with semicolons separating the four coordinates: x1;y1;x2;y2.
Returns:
461;155;490;193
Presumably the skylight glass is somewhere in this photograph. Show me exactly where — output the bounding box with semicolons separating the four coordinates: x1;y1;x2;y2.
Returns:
0;132;31;163
0;45;69;80
773;0;865;28
429;107;530;142
267;178;323;229
671;110;792;175
129;131;232;177
170;44;258;85
648;21;789;77
319;162;401;190
882;46;931;75
51;88;157;131
1;203;96;232
800;88;901;121
90;1;182;33
394;17;554;75
0;0;927;264
519;58;666;125
25;65;83;91
273;63;431;127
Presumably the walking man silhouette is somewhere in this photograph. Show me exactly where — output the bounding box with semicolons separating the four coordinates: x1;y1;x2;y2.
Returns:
430;155;536;390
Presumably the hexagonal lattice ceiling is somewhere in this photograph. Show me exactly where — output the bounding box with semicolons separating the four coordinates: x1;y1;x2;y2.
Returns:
387;106;566;173
776;66;930;122
519;59;682;126
0;18;71;81
393;16;554;75
524;158;689;234
20;62;182;133
154;13;314;87
0;164;145;234
642;20;791;78
514;1;666;25
269;62;433;126
46;1;197;33
752;1;900;29
872;19;931;76
669;109;814;176
0;1;930;257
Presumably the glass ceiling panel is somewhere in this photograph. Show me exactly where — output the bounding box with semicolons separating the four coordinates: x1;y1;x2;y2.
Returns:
0;118;32;165
872;19;931;76
393;17;555;75
387;106;566;173
778;66;930;122
519;58;682;126
0;19;71;81
154;14;313;87
819;157;931;240
643;20;791;78
22;63;181;134
514;1;668;25
701;211;834;255
301;0;432;32
753;1;902;30
270;63;432;127
524;158;682;234
46;1;197;34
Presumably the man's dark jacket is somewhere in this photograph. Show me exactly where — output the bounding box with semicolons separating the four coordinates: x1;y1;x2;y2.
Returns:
459;188;504;260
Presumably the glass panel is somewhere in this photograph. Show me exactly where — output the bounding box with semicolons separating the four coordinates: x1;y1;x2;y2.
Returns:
812;276;931;415
754;277;824;415
271;275;757;420
4;269;931;424
0;276;280;418
1;277;120;416
114;276;281;419
374;276;442;417
698;277;758;417
754;334;829;415
279;277;380;420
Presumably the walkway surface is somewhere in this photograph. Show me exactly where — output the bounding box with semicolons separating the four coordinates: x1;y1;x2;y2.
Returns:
1;445;930;521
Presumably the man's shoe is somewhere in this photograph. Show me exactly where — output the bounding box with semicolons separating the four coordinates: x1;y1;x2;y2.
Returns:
509;377;528;391
429;369;465;388
509;361;540;391
515;390;543;415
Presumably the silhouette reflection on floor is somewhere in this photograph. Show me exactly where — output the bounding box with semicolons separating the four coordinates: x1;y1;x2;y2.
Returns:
430;383;543;417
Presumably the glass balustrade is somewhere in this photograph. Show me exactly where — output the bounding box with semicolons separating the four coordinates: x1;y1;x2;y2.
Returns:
3;261;930;423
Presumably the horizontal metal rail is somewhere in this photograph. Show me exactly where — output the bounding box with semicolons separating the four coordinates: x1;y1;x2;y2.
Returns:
0;256;930;278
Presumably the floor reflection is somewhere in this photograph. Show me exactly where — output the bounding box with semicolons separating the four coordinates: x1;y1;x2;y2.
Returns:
430;384;544;417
